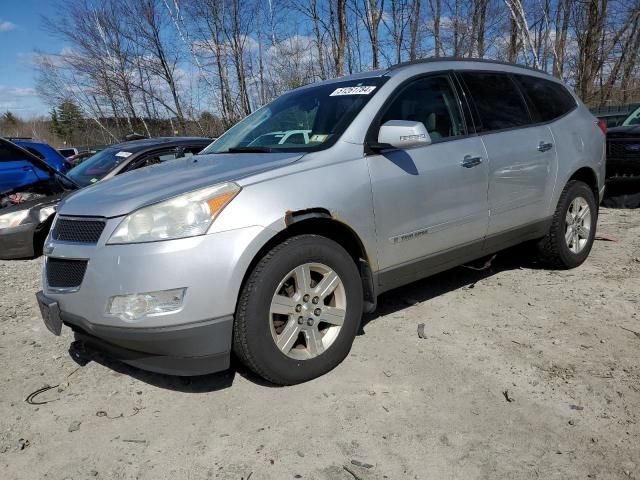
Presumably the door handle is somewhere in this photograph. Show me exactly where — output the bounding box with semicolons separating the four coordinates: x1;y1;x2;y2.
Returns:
537;141;553;152
461;155;483;168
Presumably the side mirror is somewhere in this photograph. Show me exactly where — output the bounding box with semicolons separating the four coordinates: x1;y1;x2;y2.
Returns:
377;120;431;150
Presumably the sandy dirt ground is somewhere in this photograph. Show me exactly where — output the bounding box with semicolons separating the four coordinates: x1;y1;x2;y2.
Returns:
1;207;639;480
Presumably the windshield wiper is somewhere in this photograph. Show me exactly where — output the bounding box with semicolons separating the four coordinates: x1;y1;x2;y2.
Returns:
226;146;275;153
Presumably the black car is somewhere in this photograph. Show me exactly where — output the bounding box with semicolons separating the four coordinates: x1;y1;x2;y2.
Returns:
0;136;213;259
606;105;640;179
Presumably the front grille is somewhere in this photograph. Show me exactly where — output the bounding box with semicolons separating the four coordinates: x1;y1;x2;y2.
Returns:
608;140;640;159
46;258;88;289
52;218;105;243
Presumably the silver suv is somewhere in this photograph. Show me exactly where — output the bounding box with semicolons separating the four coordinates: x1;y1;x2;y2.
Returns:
37;59;606;385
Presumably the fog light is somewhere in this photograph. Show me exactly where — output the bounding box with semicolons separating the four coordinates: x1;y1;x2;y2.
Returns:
107;288;186;321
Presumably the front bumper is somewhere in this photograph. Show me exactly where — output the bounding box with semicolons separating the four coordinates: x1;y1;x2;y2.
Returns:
64;309;233;376
41;222;275;375
0;223;37;259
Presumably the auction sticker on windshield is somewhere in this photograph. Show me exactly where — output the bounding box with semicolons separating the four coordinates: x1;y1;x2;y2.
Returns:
115;151;133;158
330;86;376;96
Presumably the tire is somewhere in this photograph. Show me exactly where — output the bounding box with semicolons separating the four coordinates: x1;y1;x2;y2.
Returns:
233;234;364;385
538;180;597;269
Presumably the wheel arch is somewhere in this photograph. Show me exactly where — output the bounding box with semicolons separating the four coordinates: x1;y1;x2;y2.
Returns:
567;166;600;204
238;209;377;314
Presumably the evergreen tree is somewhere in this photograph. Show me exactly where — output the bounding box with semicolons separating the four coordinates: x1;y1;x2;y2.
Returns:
1;111;19;127
0;111;21;137
50;101;83;144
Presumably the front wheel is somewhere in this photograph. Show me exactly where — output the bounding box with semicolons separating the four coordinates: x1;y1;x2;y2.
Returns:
233;235;363;385
538;180;597;269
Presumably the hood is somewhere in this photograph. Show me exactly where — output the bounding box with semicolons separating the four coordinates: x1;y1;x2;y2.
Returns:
1;192;65;215
58;152;304;217
607;125;640;137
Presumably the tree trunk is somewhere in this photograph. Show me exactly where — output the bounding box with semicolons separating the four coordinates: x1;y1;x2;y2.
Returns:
409;0;421;60
335;0;347;75
619;17;640;103
508;16;518;62
553;0;571;77
477;0;488;57
311;0;327;79
576;0;608;103
430;0;441;56
365;0;384;69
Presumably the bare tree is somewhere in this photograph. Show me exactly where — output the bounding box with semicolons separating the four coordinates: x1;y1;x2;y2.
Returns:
385;0;412;64
356;0;385;68
328;0;348;76
408;0;422;60
427;0;442;56
124;0;188;132
504;0;540;68
223;0;253;116
33;0;640;142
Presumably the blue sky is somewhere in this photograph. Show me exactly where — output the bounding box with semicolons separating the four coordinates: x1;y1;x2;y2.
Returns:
0;0;67;118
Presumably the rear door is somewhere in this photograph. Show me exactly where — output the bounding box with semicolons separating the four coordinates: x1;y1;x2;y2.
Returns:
459;71;557;236
366;73;489;279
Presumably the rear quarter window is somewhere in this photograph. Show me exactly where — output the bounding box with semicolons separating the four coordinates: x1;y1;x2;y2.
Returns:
513;74;576;122
459;72;531;132
24;147;45;160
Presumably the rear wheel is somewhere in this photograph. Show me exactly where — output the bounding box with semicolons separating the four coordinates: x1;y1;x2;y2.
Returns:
233;235;363;385
538;180;597;268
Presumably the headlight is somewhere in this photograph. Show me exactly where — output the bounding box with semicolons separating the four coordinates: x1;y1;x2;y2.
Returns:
0;209;30;230
39;206;56;223
107;288;186;321
108;182;241;244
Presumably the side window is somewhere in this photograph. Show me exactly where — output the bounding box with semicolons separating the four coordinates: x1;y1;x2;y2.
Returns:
176;146;204;158
157;153;178;162
380;75;465;141
460;72;531;132
513;74;577;122
127;150;177;171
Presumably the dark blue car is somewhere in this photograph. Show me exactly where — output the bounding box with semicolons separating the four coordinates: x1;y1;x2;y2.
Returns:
0;138;70;194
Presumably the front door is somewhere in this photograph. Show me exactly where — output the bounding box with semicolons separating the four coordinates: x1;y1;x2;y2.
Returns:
366;74;489;287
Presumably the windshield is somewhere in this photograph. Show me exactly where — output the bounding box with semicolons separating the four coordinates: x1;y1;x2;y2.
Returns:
202;78;387;154
622;106;640;126
67;147;133;186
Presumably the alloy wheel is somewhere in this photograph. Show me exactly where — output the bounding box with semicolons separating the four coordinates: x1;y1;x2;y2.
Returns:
564;196;591;254
269;262;347;360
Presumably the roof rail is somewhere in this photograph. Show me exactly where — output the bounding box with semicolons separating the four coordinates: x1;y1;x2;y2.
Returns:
386;56;547;75
7;136;34;140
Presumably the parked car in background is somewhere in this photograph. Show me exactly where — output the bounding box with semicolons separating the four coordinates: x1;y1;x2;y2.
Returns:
592;103;640;128
606;105;640;179
36;59;605;385
63;137;210;186
0;137;211;259
58;147;79;158
0;139;75;259
1;138;70;194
